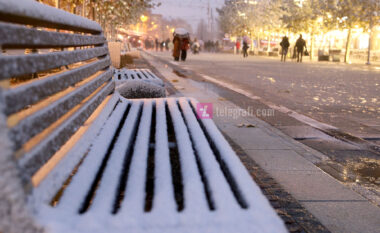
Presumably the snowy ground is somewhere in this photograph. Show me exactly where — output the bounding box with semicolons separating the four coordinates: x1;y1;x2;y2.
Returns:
149;51;380;143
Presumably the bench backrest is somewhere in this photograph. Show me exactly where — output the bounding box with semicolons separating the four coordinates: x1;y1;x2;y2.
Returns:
0;0;113;189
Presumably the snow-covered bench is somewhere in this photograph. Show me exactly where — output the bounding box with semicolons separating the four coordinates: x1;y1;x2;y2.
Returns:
114;68;163;85
0;1;286;233
114;68;165;99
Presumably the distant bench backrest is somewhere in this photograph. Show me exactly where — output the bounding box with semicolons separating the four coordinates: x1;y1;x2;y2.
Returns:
0;0;114;189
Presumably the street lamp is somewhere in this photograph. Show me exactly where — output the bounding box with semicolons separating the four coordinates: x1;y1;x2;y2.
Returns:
140;15;148;23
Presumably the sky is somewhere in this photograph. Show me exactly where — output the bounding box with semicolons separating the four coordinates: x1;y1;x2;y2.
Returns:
152;0;225;30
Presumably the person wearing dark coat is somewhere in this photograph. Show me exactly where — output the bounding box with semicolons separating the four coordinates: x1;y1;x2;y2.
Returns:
280;36;290;62
181;37;190;61
173;36;181;61
155;38;159;51
242;41;249;58
165;38;170;51
295;34;306;63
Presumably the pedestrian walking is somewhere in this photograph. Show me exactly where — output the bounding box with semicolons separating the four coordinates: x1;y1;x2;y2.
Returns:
168;40;174;51
295;34;307;63
242;40;249;58
191;38;200;54
172;36;181;61
280;36;290;62
236;40;241;54
181;37;190;61
155;38;159;52
165;38;170;51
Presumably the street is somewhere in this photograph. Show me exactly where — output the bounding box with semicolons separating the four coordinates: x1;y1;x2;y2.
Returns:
151;51;380;141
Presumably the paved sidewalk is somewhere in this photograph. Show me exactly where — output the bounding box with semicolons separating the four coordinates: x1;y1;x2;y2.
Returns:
142;52;380;233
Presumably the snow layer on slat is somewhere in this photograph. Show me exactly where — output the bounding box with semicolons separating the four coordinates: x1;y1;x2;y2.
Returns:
31;94;120;208
0;0;101;33
55;101;128;214
151;99;176;213
166;98;209;215
119;100;152;217
188;98;287;232
11;69;113;148
143;69;158;79
0;22;105;48
114;68;163;86
0;46;108;80
178;99;239;212
4;57;111;116
19;81;115;179
88;100;142;214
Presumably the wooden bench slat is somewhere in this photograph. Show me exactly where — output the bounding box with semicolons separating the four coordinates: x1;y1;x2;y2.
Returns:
10;69;113;149
165;98;210;213
0;46;108;80
56;101;130;214
88;102;142;214
0;0;102;33
4;57;111;116
150;99;178;213
18;81;114;181
31;94;120;206
119;100;153;216
0;22;106;49
178;99;240;211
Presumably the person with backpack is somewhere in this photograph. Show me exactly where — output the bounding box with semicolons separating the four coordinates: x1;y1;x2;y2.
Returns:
280;36;290;62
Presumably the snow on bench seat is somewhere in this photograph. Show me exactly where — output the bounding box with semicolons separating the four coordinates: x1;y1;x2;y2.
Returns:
114;68;164;86
34;96;287;233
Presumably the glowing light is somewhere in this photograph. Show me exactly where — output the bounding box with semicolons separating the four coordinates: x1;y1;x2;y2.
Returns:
140;15;148;23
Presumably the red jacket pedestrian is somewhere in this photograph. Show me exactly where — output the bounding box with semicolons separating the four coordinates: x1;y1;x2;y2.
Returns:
236;41;241;54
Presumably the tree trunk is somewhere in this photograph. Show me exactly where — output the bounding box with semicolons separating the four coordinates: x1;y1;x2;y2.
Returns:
257;34;261;50
367;17;373;65
267;35;271;52
91;1;95;21
250;36;254;52
82;0;86;17
55;0;60;8
344;27;352;63
310;32;314;61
